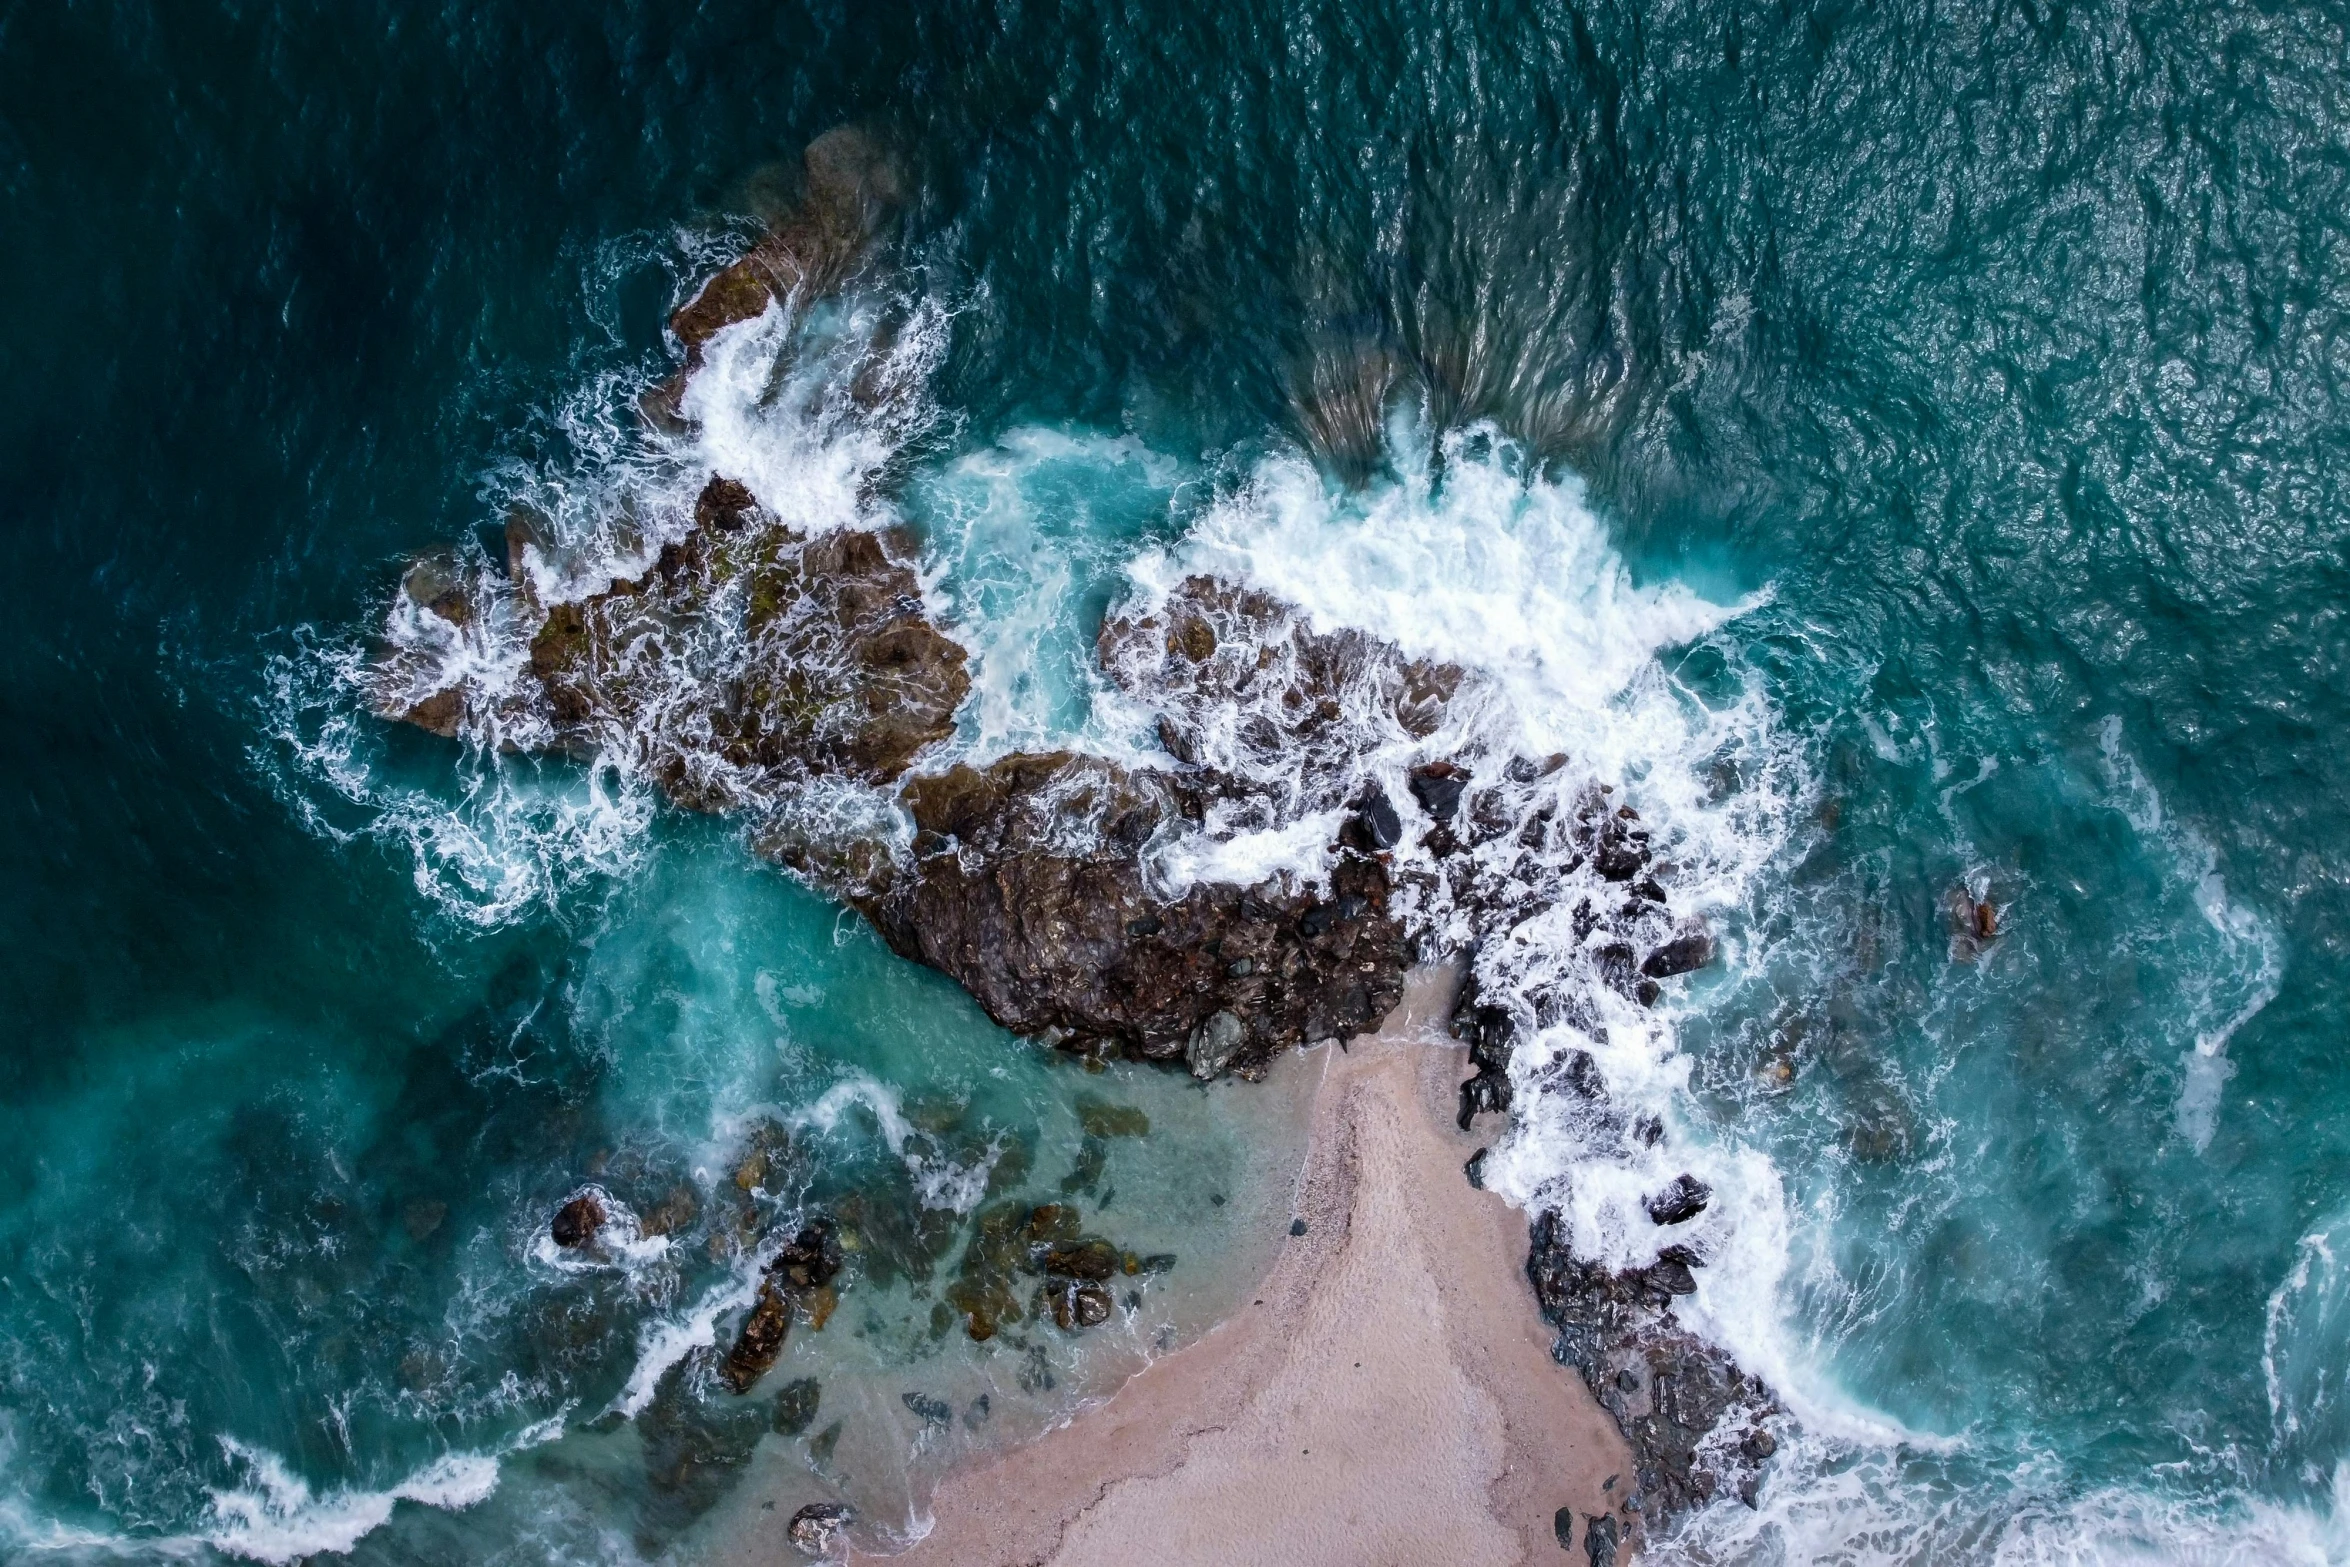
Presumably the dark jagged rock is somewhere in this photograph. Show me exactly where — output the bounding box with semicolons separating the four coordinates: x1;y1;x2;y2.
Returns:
1453;983;1517;1129
1584;1513;1621;1567
550;1192;606;1249
860;753;1409;1079
1346;782;1405;851
1407;761;1470;821
1529;1210;1778;1522
1645;1175;1711;1227
1641;930;1715;979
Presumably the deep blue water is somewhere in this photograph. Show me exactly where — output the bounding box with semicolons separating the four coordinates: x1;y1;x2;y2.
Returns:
7;1;2350;1561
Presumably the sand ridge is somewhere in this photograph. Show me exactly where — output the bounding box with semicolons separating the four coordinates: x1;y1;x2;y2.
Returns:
850;968;1634;1566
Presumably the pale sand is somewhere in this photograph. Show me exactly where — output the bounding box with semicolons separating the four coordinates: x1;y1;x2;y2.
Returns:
856;968;1635;1567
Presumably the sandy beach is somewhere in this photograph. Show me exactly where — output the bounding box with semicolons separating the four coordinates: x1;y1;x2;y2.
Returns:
831;968;1634;1566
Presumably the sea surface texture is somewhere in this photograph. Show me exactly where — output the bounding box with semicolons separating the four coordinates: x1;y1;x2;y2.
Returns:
5;1;2350;1562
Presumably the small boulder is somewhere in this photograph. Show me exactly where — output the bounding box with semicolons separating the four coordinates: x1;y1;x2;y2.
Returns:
1641;932;1715;979
551;1193;606;1249
771;1220;844;1291
1407;761;1470;821
720;1279;794;1393
787;1500;854;1556
1188;1010;1247;1080
1645;1174;1711;1227
1350;784;1403;850
901;1391;952;1427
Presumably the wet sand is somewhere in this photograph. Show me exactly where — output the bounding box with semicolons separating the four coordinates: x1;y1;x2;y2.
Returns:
845;968;1635;1566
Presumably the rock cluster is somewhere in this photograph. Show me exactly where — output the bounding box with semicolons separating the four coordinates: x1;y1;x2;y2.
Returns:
1529;1208;1779;1516
722;1220;845;1393
942;1199;1173;1342
375;477;969;810
377;163;1786;1529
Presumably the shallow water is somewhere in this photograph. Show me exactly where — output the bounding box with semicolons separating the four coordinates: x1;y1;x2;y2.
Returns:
9;1;2350;1562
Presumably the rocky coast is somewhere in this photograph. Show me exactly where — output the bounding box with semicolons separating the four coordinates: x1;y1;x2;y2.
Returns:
367;128;1783;1561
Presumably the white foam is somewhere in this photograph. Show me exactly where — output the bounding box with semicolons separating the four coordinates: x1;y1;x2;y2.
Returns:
679;293;951;541
1657;1427;2350;1567
921;427;1184;762
2097;716;2283;1153
256;637;657;928
201;1439;500;1564
792;1074;1002;1214
612;1279;747;1420
1130;417;1759;770
1154;807;1345;897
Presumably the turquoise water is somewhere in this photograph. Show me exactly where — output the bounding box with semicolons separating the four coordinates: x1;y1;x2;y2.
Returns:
8;1;2350;1561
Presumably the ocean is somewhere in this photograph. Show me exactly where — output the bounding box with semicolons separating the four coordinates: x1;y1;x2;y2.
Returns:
5;1;2350;1561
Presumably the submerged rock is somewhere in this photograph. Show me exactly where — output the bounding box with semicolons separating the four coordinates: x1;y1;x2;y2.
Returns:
670;127;902;360
720;1219;847;1393
638;1349;771;1531
772;1377;822;1436
944;1199;1158;1341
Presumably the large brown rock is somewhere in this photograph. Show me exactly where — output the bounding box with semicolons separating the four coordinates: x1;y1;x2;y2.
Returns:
858;752;1409;1077
668;126;904;358
376;473;967;815
522;484;968;803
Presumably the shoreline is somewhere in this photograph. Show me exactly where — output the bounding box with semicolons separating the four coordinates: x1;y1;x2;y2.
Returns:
825;966;1636;1566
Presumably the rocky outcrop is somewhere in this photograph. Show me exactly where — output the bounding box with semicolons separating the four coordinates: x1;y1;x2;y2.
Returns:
786;1500;855;1557
720;1220;845;1394
1099;574;1460;815
369;167;1786;1532
859;753;1408;1075
374;476;968;810
668;127;902;360
526;483;967;802
550;1191;606;1249
1528;1209;1779;1519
